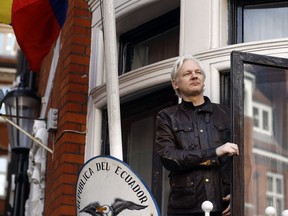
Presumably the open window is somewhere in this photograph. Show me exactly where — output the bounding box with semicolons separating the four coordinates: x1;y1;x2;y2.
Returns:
231;51;288;215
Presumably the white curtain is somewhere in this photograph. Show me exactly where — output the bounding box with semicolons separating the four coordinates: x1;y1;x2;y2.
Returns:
244;6;288;42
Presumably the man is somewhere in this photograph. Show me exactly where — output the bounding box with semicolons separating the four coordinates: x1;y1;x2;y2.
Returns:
156;55;239;216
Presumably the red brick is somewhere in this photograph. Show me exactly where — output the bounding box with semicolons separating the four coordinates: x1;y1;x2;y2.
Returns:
42;0;91;215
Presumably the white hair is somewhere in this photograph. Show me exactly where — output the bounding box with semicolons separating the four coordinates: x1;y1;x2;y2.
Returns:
171;55;206;97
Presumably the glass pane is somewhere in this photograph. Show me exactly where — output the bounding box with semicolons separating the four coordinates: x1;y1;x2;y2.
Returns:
276;178;282;194
0;174;5;196
128;116;153;188
0;157;7;173
267;176;273;192
262;110;269;131
267;196;273;207
0;31;17;57
243;3;288;42
0;157;7;197
131;26;179;71
276;198;283;216
244;63;287;215
253;107;259;127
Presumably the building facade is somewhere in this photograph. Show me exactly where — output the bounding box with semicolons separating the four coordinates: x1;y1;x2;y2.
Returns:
0;23;17;216
2;0;288;215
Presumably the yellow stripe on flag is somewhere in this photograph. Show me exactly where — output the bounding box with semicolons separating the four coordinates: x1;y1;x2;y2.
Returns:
0;0;13;24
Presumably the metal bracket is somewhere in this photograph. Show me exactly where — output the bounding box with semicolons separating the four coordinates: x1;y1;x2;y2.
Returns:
47;108;58;132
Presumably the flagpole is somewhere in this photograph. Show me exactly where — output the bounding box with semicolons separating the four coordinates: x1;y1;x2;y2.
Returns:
102;0;123;160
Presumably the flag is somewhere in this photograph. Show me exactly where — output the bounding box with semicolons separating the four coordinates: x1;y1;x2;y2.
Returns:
11;0;68;71
0;0;13;24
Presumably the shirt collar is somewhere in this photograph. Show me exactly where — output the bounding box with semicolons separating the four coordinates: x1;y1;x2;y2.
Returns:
181;96;213;113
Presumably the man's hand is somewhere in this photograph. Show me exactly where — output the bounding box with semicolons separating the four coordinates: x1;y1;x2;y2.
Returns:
216;142;239;157
222;194;231;216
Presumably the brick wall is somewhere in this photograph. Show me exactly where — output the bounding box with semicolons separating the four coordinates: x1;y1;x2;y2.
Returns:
38;1;91;215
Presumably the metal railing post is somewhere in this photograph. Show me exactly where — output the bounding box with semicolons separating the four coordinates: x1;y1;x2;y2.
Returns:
265;206;276;216
202;201;213;216
282;210;288;216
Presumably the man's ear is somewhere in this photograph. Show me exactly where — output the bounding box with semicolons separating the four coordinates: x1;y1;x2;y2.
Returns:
172;79;178;90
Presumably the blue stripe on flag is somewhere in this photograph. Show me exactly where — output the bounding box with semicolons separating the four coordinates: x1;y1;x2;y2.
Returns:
49;0;68;27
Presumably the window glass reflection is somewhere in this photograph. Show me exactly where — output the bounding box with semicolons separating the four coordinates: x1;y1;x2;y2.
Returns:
244;63;288;215
0;26;17;57
128;116;153;188
0;157;7;197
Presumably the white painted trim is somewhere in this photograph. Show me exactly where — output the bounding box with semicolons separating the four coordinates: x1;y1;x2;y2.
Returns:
0;68;16;83
40;38;60;119
85;99;102;162
85;27;105;161
210;0;220;49
253;148;288;164
90;38;288;107
90;57;174;108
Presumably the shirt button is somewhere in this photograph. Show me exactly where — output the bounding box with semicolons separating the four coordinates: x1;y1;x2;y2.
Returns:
200;129;204;133
205;178;209;183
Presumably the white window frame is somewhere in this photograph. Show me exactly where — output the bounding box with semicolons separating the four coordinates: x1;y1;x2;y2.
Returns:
266;172;284;215
252;101;273;135
0;156;8;197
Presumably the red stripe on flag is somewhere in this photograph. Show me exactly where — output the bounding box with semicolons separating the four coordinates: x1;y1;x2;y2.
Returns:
12;0;64;72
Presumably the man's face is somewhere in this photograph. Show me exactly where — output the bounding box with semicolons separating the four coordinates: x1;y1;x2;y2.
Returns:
173;60;205;99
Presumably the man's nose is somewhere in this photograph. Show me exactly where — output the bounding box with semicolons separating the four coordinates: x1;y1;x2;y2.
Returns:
190;71;197;79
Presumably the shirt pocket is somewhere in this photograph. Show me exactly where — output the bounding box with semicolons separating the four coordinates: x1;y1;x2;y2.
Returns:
171;123;196;150
169;174;197;210
212;122;230;145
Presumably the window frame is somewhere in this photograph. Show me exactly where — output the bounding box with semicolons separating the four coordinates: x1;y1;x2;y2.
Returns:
266;172;284;216
252;101;273;135
229;0;288;44
0;156;8;198
231;50;288;215
118;8;180;74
